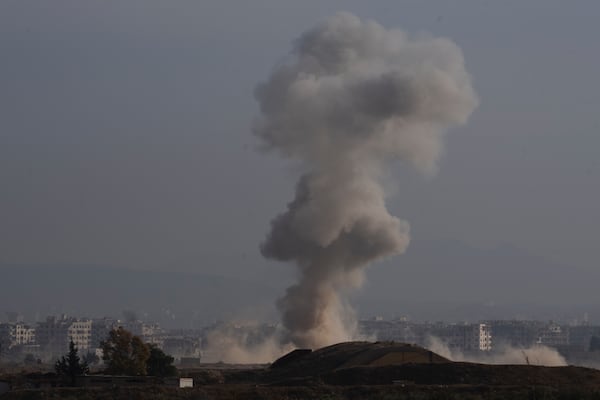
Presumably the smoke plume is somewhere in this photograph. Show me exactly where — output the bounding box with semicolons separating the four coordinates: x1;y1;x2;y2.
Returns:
202;322;293;364
426;336;567;366
254;12;478;349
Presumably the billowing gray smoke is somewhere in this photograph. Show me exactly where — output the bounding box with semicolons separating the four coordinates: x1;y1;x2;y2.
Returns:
254;12;478;349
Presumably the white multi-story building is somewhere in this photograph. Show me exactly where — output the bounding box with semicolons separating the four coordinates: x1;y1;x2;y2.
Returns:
430;323;492;352
68;320;93;351
36;316;94;357
478;323;492;351
15;324;36;345
0;323;36;348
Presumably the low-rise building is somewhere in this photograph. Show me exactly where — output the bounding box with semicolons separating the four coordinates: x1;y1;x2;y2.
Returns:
487;320;542;348
36;316;73;358
537;323;569;348
0;323;15;350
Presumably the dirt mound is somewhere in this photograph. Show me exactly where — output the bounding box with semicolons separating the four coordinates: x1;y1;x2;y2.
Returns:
268;341;448;382
266;341;600;388
270;349;312;370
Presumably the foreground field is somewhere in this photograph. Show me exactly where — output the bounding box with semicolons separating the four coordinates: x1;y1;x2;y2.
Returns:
4;383;600;400
4;342;600;399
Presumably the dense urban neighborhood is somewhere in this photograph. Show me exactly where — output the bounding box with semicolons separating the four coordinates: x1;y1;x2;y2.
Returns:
2;313;600;369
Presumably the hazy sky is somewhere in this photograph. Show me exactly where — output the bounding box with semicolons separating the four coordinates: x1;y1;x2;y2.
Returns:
1;0;599;284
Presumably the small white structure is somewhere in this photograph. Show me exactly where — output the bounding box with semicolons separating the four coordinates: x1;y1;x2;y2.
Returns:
179;378;193;388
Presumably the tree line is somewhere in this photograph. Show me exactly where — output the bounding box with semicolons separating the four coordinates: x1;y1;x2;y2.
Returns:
55;326;177;385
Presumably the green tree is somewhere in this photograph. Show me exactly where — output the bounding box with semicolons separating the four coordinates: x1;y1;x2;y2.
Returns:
83;351;100;366
101;327;150;375
55;340;89;386
146;345;178;377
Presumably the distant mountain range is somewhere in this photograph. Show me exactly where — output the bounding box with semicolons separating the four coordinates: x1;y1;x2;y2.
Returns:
2;239;599;327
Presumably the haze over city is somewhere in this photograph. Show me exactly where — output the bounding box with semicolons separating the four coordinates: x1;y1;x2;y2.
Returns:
2;1;600;328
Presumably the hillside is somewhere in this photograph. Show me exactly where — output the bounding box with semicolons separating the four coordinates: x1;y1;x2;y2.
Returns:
267;341;448;383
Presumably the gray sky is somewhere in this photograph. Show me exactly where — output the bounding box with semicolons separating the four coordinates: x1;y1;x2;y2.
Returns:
1;0;599;286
